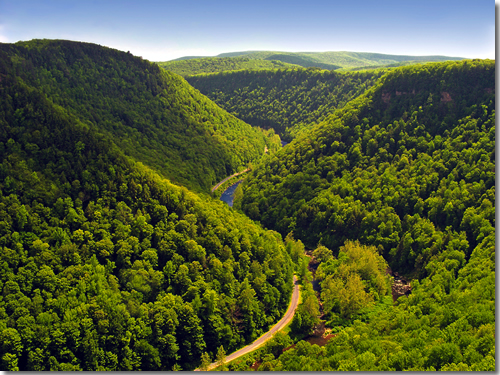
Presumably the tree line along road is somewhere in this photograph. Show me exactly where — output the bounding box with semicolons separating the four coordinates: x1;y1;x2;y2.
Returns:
210;168;249;193
196;275;300;371
210;144;269;193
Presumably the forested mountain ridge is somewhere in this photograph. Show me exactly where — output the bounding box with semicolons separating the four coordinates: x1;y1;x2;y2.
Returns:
0;36;494;371
0;39;272;192
158;56;298;77
237;59;495;370
0;49;294;370
167;50;463;71
187;68;386;141
165;51;341;71
240;59;495;272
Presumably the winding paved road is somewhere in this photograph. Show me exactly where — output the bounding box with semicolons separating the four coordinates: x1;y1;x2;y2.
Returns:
197;275;300;371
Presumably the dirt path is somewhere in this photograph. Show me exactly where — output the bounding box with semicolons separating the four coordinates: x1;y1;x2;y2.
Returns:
197;275;300;371
210;168;249;193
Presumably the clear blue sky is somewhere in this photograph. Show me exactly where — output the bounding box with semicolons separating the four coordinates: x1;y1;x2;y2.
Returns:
0;0;495;61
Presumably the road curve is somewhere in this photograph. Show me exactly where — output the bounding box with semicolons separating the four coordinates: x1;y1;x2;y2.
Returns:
197;275;300;371
210;169;250;193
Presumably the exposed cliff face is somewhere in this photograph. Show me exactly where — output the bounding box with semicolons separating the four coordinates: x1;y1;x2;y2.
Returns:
440;91;453;102
382;89;418;104
390;272;412;301
382;91;391;103
382;90;454;104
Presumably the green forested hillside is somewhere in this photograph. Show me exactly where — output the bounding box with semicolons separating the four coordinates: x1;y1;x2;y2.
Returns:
248;236;495;370
0;53;294;370
166;51;341;72
187;68;386;141
158;56;297;76
240;59;494;269
0;39;270;192
169;50;463;71
301;51;464;70
246;52;341;70
238;59;495;370
0;37;494;372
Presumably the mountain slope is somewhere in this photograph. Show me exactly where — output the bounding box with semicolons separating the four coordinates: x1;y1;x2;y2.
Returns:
297;51;464;70
240;59;495;271
237;58;495;371
186;67;385;141
0;52;294;370
0;39;270;192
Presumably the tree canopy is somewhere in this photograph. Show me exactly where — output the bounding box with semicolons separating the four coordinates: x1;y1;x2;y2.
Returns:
0;39;272;192
158;56;297;76
0;39;494;371
237;59;495;370
0;40;295;370
187;67;385;141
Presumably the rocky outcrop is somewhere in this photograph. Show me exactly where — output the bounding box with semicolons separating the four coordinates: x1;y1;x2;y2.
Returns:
396;89;416;96
440;91;453;102
391;272;412;301
381;92;391;103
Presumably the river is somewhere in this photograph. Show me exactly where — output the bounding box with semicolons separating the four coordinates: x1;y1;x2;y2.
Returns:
219;181;242;207
219;141;288;206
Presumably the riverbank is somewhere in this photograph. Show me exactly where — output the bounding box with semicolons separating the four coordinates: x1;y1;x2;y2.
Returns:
211;168;249;193
219;180;243;207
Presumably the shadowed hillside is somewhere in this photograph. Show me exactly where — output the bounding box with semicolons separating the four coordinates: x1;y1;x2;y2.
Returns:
186;67;386;141
0;39;271;192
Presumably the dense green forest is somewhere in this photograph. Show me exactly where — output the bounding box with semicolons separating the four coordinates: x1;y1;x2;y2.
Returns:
158;56;297;77
222;52;342;70
167;50;463;72
0;40;274;193
237;59;495;370
0;41;297;370
240;235;495;370
187;68;386;141
0;37;494;371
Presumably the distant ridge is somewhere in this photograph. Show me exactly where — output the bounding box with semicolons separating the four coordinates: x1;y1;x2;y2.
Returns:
158;56;298;77
170;51;262;61
162;51;464;76
179;50;465;62
170;55;206;61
